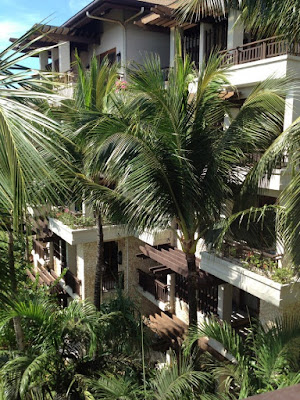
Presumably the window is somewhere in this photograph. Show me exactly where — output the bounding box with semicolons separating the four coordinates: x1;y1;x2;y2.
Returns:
98;48;117;65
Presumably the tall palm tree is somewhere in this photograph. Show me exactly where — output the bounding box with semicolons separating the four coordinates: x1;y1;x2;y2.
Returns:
0;28;72;349
176;0;300;43
69;53;120;310
185;316;300;398
82;43;287;326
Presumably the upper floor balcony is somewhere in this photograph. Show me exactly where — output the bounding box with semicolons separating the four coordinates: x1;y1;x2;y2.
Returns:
219;36;300;87
49;208;172;246
200;240;300;309
220;37;300;66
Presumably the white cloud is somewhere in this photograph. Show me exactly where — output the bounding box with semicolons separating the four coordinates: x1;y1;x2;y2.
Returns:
0;20;29;42
68;0;91;13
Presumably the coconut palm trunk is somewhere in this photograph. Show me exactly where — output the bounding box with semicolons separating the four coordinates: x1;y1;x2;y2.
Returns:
8;229;25;351
94;210;105;310
185;252;198;326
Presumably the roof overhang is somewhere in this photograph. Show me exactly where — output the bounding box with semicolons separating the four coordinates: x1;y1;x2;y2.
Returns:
10;23;100;54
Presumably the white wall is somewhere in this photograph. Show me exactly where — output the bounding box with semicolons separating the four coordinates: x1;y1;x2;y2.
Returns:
87;10;124;65
126;24;170;68
83;10;169;71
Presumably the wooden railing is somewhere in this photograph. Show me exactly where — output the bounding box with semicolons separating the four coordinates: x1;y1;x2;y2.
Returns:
32;239;49;261
243;152;288;169
138;269;169;302
175;274;218;315
220;36;300;66
103;272;124;291
64;269;81;296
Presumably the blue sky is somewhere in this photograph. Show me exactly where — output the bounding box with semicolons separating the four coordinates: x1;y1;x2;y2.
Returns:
0;0;91;66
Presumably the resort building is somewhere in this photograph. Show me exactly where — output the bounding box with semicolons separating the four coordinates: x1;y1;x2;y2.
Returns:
17;0;300;346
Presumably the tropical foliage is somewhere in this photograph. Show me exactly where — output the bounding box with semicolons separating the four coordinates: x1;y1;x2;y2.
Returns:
80;42;288;324
185;317;300;399
177;0;300;43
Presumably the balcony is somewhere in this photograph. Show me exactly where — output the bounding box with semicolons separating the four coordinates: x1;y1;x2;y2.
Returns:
64;269;81;296
201;245;300;308
219;37;300;87
32;238;49;262
48;216;128;246
221;37;300;66
138;269;169;310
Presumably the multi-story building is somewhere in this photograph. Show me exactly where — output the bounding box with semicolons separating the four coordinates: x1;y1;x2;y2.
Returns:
16;0;300;346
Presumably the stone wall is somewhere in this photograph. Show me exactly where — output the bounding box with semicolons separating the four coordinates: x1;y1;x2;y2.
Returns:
259;300;282;327
118;236;157;297
53;256;62;276
260;298;300;328
76;242;98;300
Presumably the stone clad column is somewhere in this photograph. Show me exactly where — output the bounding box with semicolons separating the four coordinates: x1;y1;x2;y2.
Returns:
218;283;233;322
66;243;77;275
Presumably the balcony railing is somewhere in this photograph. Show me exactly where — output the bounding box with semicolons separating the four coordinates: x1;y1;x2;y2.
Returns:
175;274;218;315
220;36;300;66
138;269;169;302
64;269;81;296
103;272;124;292
33;238;49;261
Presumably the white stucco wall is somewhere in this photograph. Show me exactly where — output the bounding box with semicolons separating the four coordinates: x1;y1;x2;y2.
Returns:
126;24;170;68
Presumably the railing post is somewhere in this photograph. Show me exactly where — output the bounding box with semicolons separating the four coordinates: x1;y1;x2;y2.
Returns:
235;48;239;64
261;41;267;59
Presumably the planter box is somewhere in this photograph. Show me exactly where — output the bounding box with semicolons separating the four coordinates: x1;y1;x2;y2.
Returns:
49;218;129;245
49;218;173;247
201;252;300;307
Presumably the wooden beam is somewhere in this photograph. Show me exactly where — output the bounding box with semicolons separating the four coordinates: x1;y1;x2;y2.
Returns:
30;31;99;45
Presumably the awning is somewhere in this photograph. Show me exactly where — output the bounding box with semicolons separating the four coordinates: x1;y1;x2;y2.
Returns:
135;3;196;30
138;244;222;286
139;244;195;277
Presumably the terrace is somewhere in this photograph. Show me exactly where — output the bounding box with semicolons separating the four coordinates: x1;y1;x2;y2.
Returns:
220;36;300;66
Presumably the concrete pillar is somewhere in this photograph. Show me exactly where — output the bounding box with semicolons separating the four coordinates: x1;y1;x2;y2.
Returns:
51;48;58;72
199;23;212;66
283;88;300;130
66;243;77;275
39;51;48;70
227;9;244;49
58;41;71;73
218;283;233;322
167;273;176;313
224;107;240;129
76;243;86;299
169;27;176;67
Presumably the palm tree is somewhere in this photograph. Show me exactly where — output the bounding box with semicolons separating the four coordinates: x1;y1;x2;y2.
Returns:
176;0;300;43
185;316;300;398
0;294;106;398
67;53;120;309
0;27;72;349
76;352;215;400
0;289;158;399
82;43;288;326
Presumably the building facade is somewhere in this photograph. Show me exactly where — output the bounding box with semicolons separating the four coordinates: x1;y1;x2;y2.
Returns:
24;0;300;341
